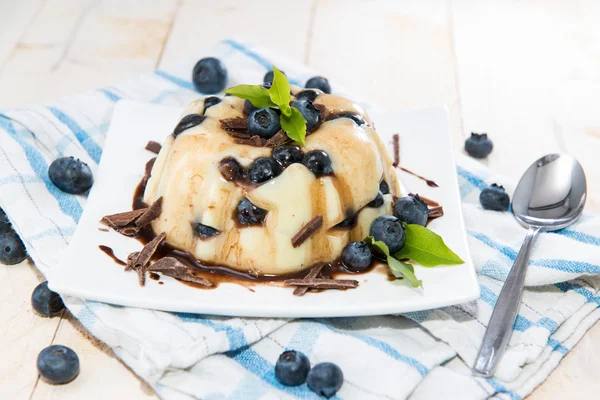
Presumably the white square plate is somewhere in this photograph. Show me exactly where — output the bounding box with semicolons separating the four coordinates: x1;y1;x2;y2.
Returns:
50;100;479;317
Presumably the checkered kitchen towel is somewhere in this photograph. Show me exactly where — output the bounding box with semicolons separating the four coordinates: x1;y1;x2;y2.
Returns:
2;40;600;400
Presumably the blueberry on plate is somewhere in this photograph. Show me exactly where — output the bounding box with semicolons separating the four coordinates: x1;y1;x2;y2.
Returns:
295;89;319;102
291;99;320;132
480;183;510;211
248;108;281;139
173;114;206;137
192;57;227;94
305;76;331;94
272;145;303;167
367;191;384;208
264;70;285;84
244;99;257;115
218;157;244;182
302;150;333;176
465;132;493;159
379;180;390;195
369;215;405;254
0;231;27;265
275;350;310;386
236;198;267;226
248;157;283;183
37;345;80;385
203;96;221;112
32;281;64;317
48;157;94;195
192;222;220;239
306;362;343;398
342;241;372;272
393;195;429;226
327;112;366;126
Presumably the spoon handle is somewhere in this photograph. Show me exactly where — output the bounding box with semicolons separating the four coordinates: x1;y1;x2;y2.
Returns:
473;227;541;377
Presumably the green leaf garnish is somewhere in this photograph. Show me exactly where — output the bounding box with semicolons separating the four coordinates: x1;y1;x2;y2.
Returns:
268;66;292;116
394;224;464;267
280;107;307;146
224;85;274;108
365;236;422;288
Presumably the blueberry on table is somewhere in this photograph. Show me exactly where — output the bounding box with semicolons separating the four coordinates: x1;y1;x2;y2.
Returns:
327;112;366;126
367;191;384;208
342;241;372;272
465;132;493;159
295;89;319;102
192;57;227;94
0;207;11;234
236;198;267;226
302;150;333;176
305;76;331;94
248;157;283;184
272;145;303;167
37;345;80;385
32;281;64;317
173;114;206;137
244;99;257;115
275;350;311;386
203;96;221;112
369;215;406;254
393;195;429;226
291;99;321;132
0;231;27;265
263;70;285;84
306;362;343;398
48;156;93;195
379;180;390;195
248;108;281;139
480;183;510;211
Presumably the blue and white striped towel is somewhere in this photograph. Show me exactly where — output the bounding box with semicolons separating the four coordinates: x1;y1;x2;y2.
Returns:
2;41;600;400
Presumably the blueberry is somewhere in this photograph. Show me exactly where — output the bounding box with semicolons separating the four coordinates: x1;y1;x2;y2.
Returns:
305;76;331;94
291;99;320;132
0;207;11;234
480;183;510;211
244;100;257;115
261;82;273;89
48;157;93;195
192;222;220;239
192;57;227;94
203;96;221;112
275;350;310;386
393;195;429;226
248;157;283;184
302;150;333;176
236;198;267;226
334;215;356;229
0;231;27;265
367;191;384;208
379;180;390;195
173;114;206;137
306;362;343;398
465;132;493;159
273;145;303;167
248;108;281;139
37;345;80;385
32;281;64;316
218;157;244;182
369;215;405;254
296;90;319;102
327;112;366;126
264;70;285;84
342;241;372;271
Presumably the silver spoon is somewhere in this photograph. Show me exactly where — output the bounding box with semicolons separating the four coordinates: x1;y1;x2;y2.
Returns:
473;154;587;377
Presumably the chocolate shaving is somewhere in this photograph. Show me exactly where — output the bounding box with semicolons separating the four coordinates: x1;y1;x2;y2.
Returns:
293;263;325;296
120;226;141;237
98;227;109;232
145;141;162;154
428;206;444;218
392;134;400;167
265;130;290;148
284;278;359;290
135;197;163;227
128;232;166;286
100;208;147;229
227;131;252;139
144;157;156;180
221;117;248;132
291;216;323;248
148;257;214;287
125;251;140;271
234;136;266;147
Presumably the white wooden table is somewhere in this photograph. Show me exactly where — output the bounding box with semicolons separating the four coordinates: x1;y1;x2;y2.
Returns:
1;0;600;399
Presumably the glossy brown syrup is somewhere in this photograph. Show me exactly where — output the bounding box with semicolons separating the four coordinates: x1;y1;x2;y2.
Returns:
98;245;126;266
398;167;439;188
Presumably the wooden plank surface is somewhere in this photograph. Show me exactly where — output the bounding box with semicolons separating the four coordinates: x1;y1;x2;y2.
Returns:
0;0;599;399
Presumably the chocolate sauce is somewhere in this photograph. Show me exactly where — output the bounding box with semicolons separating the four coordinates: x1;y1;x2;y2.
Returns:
149;272;160;281
398;167;439;188
98;245;126;266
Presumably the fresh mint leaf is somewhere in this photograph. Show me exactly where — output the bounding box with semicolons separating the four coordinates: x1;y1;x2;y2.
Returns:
268;65;291;116
225;85;274;108
280;107;307;146
365;236;422;288
395;224;464;267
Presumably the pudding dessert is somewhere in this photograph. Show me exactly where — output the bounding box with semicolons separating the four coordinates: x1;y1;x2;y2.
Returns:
142;87;400;276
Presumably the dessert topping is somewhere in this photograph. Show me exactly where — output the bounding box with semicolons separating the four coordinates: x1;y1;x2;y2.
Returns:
291;216;323;248
145;140;162;154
